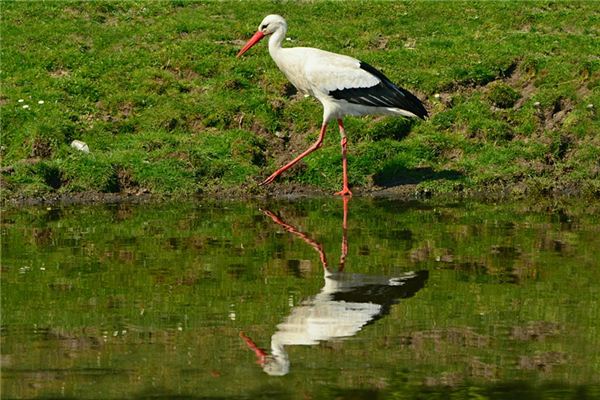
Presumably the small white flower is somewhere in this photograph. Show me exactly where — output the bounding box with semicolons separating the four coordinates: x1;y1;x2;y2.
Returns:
18;99;24;103
38;100;44;104
22;105;30;109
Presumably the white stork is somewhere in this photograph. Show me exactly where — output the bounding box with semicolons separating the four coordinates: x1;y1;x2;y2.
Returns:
237;14;428;196
241;269;427;376
240;202;429;376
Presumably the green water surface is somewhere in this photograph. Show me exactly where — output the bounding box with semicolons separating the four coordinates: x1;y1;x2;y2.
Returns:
1;198;599;399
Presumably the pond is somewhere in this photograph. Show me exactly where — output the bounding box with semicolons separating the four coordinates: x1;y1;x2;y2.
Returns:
1;197;600;399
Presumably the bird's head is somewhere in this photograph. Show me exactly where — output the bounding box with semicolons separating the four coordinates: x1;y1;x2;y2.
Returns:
237;14;287;57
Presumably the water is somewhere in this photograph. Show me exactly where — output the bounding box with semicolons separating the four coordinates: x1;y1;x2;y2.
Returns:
1;197;599;399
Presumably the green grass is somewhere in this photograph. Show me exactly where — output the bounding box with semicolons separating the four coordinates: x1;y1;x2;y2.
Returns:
1;1;599;199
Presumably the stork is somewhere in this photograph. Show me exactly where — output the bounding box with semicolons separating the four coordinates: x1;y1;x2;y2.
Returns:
237;14;428;196
240;199;428;376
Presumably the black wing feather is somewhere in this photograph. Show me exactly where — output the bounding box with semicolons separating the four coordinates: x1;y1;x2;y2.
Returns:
331;270;429;325
329;61;428;120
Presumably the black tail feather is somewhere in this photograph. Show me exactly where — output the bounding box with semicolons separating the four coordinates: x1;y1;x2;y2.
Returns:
329;61;428;120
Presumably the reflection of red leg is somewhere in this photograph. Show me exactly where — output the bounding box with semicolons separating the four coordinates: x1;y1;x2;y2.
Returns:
338;196;350;271
239;331;267;366
262;210;329;270
334;119;353;196
260;123;328;186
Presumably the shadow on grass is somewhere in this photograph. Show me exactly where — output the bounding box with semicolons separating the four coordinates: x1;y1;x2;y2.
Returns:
373;166;465;187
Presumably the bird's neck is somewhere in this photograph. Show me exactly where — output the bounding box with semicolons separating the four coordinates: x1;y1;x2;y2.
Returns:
268;26;286;58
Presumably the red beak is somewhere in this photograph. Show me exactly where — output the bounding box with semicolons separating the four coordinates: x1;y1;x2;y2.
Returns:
239;331;268;366
237;31;265;58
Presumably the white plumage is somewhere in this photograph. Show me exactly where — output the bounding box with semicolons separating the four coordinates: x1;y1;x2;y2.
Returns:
238;14;428;195
239;206;429;376
242;260;428;377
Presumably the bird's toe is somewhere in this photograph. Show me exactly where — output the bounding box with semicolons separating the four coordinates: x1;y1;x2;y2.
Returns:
334;189;353;196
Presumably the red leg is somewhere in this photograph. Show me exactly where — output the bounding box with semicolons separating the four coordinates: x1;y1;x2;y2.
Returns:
262;210;329;269
338;196;350;271
334;119;352;196
260;123;328;186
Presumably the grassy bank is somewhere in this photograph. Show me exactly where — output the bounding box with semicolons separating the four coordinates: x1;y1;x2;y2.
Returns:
1;1;599;200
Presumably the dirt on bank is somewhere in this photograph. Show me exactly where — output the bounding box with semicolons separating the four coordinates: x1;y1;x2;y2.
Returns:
1;181;422;207
3;179;594;208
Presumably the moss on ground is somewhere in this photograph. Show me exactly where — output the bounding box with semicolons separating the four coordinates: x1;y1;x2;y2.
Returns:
1;1;599;200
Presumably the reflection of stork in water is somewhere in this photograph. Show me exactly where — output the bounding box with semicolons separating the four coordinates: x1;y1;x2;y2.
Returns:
241;197;428;376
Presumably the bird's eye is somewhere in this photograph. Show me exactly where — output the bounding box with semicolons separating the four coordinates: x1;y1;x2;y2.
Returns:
260;23;269;31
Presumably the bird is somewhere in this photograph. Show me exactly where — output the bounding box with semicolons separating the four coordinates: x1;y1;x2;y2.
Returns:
237;14;428;196
240;200;428;376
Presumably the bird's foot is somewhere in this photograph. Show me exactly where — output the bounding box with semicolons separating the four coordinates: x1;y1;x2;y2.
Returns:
334;188;353;196
259;173;278;186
